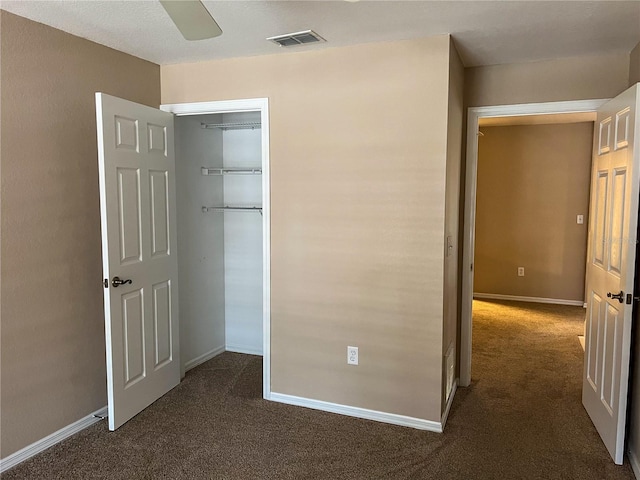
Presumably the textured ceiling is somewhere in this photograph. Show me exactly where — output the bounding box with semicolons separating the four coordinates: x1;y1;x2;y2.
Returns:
1;1;639;67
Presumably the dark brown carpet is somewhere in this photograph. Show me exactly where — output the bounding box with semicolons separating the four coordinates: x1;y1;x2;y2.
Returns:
3;300;635;479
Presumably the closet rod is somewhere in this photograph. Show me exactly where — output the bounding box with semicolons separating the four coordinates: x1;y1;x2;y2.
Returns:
201;167;262;176
202;206;263;215
201;122;261;131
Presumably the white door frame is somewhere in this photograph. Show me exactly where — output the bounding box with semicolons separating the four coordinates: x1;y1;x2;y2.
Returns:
159;98;272;399
460;98;608;387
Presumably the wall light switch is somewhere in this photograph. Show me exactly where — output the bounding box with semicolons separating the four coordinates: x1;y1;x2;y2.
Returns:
577;215;584;225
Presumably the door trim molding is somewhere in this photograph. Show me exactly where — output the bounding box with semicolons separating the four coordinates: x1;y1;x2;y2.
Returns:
0;406;108;473
460;98;608;387
160;98;272;399
268;392;443;432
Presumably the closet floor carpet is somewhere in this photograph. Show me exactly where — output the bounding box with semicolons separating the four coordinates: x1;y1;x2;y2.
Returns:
3;300;635;479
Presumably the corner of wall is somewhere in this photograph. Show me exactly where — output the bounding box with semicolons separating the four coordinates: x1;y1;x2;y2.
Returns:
441;37;465;414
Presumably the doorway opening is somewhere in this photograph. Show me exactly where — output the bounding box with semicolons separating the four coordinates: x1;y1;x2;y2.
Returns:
161;99;271;398
473;113;595;359
463;87;640;465
473;114;594;309
467;112;597;445
460;100;606;387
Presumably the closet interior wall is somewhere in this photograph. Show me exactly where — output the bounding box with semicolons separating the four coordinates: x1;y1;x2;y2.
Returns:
222;112;263;355
175;112;263;371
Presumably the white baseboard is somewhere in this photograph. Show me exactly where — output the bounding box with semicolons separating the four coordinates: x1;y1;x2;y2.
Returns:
184;345;225;372
441;380;458;429
225;344;263;356
269;392;442;432
0;406;108;473
629;446;640;479
473;292;584;307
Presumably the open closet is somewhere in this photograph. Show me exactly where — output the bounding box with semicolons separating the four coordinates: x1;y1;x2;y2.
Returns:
96;94;270;429
175;111;264;371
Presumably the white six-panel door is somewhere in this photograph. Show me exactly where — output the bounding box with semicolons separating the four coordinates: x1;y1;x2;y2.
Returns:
96;93;180;430
583;84;639;464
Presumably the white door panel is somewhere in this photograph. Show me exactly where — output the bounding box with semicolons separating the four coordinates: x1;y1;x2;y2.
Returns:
583;84;639;464
150;170;170;257
96;93;179;431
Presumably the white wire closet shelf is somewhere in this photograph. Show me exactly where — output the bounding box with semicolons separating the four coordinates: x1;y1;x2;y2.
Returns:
201;167;262;176
202;206;262;214
201;121;261;130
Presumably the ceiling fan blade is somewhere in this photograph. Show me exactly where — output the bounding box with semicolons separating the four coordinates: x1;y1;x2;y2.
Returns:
160;0;222;41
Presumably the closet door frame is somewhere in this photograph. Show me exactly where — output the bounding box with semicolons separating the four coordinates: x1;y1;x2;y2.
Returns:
160;98;271;399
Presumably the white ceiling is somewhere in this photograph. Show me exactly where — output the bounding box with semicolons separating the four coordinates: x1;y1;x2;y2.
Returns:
1;1;639;67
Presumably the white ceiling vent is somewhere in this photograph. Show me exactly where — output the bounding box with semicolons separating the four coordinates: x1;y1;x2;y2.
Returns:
267;30;326;47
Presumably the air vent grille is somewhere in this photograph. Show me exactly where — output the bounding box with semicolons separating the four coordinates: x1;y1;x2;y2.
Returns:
267;30;326;47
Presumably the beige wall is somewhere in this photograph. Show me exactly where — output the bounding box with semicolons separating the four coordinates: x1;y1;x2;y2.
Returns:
465;53;630;107
162;36;455;422
0;11;160;457
630;42;640;86
0;4;635;460
474;123;593;302
442;39;464;410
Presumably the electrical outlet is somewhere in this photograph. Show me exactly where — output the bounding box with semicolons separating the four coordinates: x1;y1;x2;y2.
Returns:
517;267;525;277
347;346;358;365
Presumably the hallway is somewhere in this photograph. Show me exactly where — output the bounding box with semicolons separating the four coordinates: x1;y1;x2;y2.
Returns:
449;299;634;478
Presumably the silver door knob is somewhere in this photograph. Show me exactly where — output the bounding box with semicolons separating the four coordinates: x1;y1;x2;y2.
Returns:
111;276;132;288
